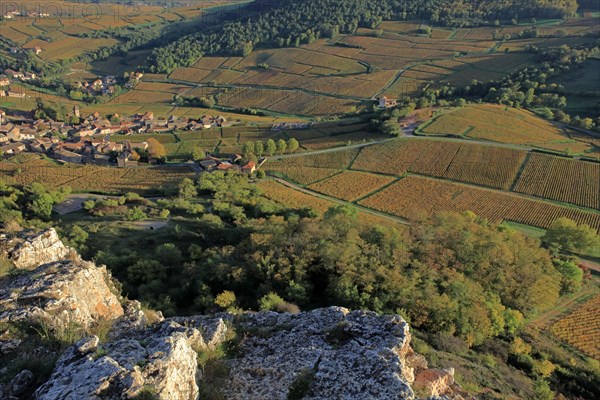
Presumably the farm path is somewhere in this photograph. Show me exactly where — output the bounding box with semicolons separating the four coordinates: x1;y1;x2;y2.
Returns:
273;138;395;159
371;37;502;100
527;286;599;330
269;177;410;226
158;77;369;101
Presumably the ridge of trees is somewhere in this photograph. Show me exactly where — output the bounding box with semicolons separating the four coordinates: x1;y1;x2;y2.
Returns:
148;0;577;73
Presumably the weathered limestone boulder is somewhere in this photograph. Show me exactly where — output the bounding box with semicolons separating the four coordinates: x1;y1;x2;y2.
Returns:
0;229;70;270
414;368;457;398
0;258;124;331
35;321;209;400
221;307;417;400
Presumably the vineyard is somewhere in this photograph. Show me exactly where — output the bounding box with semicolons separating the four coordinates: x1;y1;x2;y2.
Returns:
266;148;359;185
257;180;335;213
308;171;396;202
421;105;567;145
270;148;360;169
266;166;342;185
258;179;404;229
358;176;600;231
550;295;600;359
352;139;527;189
514;154;600;209
0;155;194;194
0;1;234;61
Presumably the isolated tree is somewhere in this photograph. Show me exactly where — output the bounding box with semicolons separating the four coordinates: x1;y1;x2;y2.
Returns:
241;42;254;57
147;138;167;160
130;150;141;161
178;178;197;200
553;258;583;294
381;120;401;136
287;138;299;153
542;217;598;253
127;207;147;221
192;146;206;162
265;139;276;156
276;139;287;154
64;225;88;252
25;183;54;220
156;243;182;265
215;290;237;312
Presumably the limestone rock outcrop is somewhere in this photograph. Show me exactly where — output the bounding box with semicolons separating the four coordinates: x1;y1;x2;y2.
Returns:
0;258;124;331
35;321;206;400
0;229;71;270
0;229;123;332
219;308;417;399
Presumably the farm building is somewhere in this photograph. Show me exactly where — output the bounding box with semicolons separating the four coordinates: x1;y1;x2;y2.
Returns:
242;161;257;175
0;142;26;155
378;96;398;108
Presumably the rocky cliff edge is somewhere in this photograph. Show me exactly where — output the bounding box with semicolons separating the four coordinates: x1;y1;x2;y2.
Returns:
0;229;466;399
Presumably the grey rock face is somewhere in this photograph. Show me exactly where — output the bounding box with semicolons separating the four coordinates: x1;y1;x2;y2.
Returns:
35;321;206;400
0;258;124;331
35;309;430;400
10;370;34;396
1;229;70;270
222;308;416;400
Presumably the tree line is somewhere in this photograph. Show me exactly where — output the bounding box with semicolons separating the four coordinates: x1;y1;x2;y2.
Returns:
147;0;577;73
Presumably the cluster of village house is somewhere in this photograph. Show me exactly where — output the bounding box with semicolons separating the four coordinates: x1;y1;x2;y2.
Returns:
0;69;37;99
199;154;262;175
2;10;50;20
1;65;143;99
0;107;246;170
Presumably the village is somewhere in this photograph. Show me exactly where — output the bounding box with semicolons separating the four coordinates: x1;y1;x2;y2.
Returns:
0;104;266;173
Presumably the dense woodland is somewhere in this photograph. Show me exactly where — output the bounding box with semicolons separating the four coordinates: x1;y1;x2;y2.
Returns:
148;0;578;72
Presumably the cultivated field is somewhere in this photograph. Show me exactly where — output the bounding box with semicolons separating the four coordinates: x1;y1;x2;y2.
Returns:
358;175;600;231
265;166;342;185
420;105;567;144
163;19;565;116
551;295;600;359
258;179;336;213
352;139;527;189
308;171;396;202
0;1;238;61
257;179;406;229
0;155;194;194
266;148;359;185
514;154;600;209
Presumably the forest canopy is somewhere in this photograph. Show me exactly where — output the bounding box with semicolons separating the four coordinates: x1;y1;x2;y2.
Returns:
148;0;578;72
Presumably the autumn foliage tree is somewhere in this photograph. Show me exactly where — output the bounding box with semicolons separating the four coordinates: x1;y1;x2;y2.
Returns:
146;138;167;161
